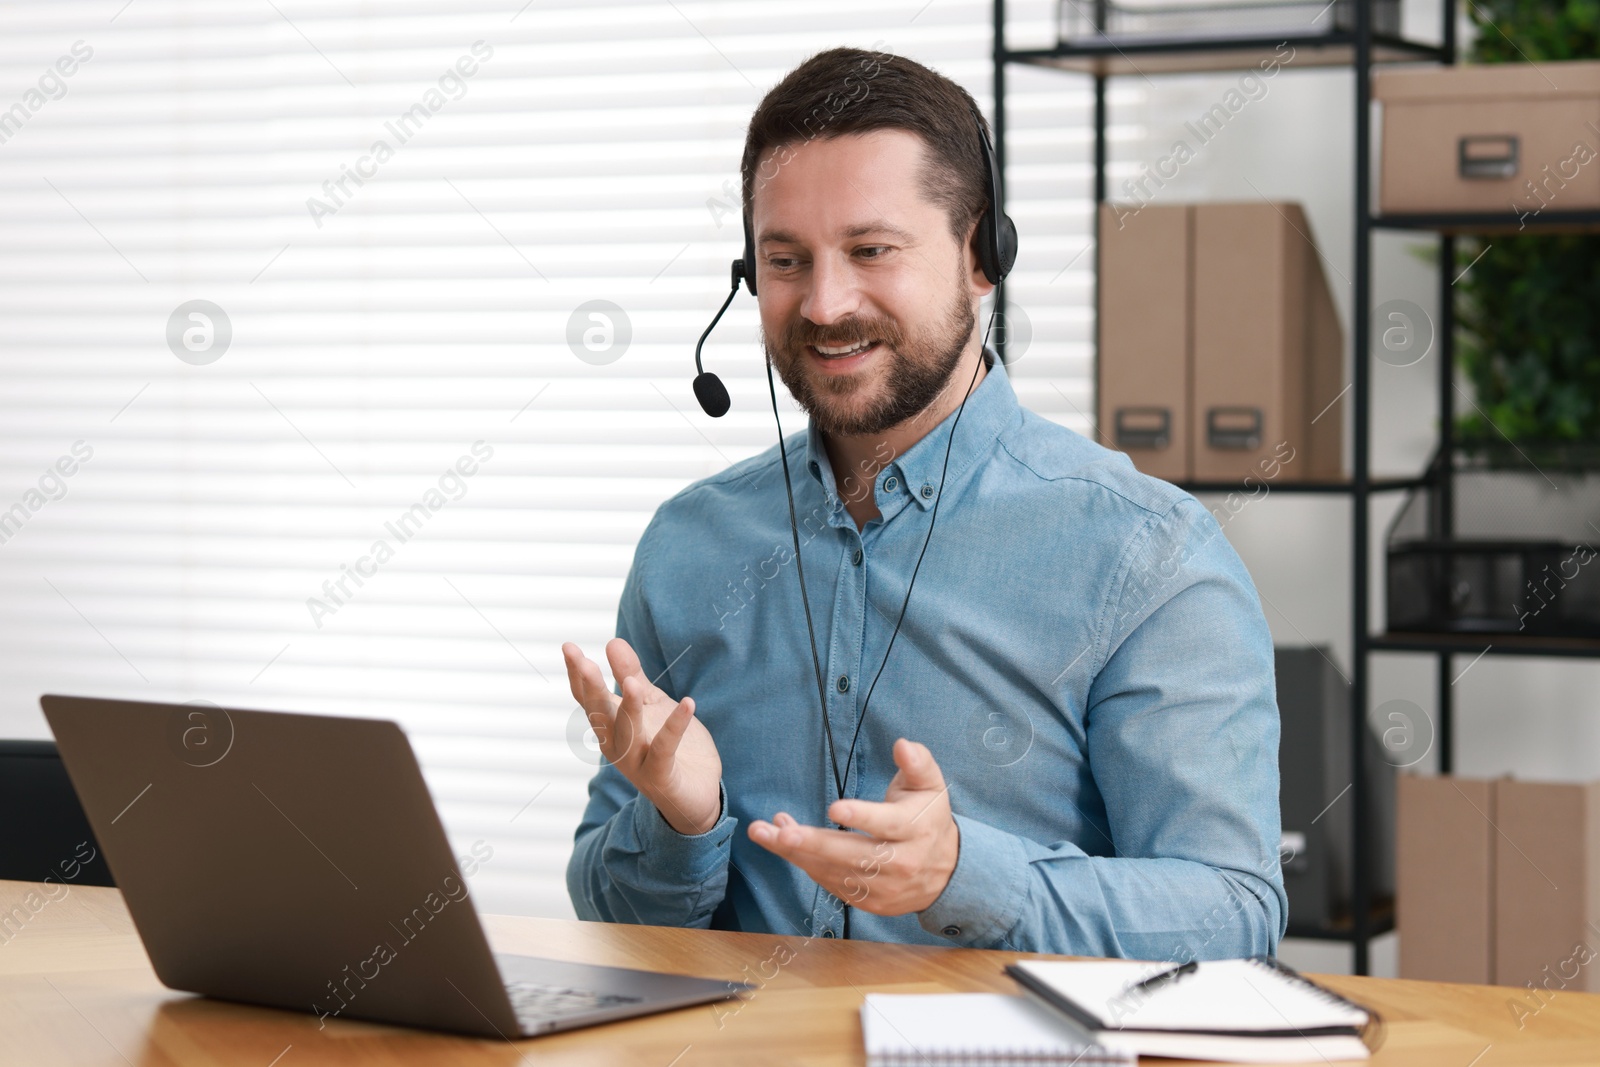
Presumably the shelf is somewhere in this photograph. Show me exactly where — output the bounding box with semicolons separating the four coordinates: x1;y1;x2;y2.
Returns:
1285;899;1395;942
1369;631;1600;658
1374;210;1600;234
994;0;1462;974
1175;477;1424;495
1003;32;1443;77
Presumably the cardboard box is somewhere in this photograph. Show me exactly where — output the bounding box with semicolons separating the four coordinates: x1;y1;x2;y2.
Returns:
1397;774;1496;984
1493;778;1600;994
1097;201;1344;483
1375;62;1600;216
1192;202;1343;483
1097;203;1190;481
1397;775;1600;991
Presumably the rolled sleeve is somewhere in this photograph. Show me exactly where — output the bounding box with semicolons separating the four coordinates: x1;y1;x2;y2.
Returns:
568;776;737;927
566;512;739;928
631;780;737;876
917;813;1031;947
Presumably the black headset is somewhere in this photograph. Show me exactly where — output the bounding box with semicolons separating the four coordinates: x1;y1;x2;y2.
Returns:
692;105;1016;418
689;103;1017;938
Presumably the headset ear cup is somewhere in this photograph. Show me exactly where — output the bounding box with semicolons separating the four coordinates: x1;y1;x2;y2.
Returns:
997;213;1018;280
970;105;1015;288
742;221;758;297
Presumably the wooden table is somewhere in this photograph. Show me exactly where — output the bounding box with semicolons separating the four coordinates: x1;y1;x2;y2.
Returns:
3;880;1598;1066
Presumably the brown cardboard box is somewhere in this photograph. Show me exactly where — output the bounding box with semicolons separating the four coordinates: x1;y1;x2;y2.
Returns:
1398;775;1600;992
1397;774;1496;984
1096;202;1343;483
1097;203;1191;482
1375;62;1600;217
1493;778;1600;994
1192;202;1343;482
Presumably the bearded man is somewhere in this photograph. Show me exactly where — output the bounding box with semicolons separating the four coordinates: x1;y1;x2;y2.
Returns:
562;47;1285;960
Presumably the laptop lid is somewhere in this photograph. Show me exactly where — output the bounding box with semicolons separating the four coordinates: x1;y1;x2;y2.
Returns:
41;694;521;1038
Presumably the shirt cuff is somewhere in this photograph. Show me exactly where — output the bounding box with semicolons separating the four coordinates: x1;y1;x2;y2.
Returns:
631;781;736;880
917;812;1030;948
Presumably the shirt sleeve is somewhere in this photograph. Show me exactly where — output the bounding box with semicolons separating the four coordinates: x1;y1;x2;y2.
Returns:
564;513;738;927
918;496;1287;960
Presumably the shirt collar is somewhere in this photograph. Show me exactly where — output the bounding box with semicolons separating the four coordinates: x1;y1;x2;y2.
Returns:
803;346;1017;516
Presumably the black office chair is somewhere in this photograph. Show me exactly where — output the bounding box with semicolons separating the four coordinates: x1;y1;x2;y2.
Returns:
0;739;115;887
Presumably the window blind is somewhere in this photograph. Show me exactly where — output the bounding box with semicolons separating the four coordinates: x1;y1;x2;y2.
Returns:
0;0;1099;917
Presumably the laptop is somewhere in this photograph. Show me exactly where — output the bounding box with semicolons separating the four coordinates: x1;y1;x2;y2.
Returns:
41;694;749;1039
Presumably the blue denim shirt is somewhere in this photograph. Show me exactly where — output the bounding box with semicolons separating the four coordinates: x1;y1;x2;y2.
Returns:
567;348;1286;959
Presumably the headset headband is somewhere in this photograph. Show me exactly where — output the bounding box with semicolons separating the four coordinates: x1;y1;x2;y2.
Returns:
736;104;1018;297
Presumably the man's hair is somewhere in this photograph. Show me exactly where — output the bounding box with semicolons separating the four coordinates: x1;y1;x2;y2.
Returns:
739;46;990;250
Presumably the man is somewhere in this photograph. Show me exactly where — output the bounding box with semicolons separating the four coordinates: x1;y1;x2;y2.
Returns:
563;47;1286;960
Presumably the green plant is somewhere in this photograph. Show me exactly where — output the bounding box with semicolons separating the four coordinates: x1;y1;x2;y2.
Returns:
1453;0;1600;445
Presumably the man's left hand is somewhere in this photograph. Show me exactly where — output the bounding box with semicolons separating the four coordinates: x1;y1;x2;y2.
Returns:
747;738;959;916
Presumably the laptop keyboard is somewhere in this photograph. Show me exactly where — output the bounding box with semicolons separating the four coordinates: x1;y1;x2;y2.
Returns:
506;980;643;1028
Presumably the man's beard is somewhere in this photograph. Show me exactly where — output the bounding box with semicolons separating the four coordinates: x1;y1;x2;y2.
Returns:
761;268;976;438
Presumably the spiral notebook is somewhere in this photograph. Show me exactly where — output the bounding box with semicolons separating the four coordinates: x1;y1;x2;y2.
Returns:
860;993;1137;1066
1004;956;1380;1063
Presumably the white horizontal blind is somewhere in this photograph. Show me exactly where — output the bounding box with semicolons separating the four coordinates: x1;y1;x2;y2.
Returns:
0;0;1096;917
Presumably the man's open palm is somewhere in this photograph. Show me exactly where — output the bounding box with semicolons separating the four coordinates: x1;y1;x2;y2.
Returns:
561;638;722;836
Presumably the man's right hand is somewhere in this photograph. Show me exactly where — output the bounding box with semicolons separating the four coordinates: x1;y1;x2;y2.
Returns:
561;638;724;837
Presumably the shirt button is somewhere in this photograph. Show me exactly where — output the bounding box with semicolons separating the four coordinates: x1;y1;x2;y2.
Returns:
921;484;934;499
883;476;899;493
852;548;863;566
836;674;850;693
942;925;962;938
822;929;835;938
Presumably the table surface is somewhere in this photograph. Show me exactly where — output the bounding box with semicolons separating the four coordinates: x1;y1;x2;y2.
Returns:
3;880;1599;1066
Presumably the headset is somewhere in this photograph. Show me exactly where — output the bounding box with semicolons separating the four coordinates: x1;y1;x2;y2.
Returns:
693;105;1017;415
690;103;1017;938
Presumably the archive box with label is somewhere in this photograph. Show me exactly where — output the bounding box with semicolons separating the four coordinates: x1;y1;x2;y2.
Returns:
1375;61;1600;217
1097;201;1344;483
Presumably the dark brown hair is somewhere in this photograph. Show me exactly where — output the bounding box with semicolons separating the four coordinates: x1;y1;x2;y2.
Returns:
740;46;990;249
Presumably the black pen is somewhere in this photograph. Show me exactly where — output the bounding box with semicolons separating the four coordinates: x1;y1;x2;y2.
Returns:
1126;959;1198;995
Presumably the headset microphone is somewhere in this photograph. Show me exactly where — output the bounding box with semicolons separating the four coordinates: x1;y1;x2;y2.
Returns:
691;260;746;418
689;103;1017;937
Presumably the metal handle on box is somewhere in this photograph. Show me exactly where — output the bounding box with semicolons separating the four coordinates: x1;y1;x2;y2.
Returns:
1114;406;1171;450
1458;135;1519;180
1207;407;1262;450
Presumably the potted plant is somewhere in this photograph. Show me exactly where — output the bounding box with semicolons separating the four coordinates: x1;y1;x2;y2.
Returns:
1454;0;1600;449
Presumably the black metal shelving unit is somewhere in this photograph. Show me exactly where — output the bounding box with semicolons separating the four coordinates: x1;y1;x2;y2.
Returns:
1376;210;1600;231
991;0;1487;975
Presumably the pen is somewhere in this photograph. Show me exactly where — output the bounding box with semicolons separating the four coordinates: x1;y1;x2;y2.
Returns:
1125;959;1198;995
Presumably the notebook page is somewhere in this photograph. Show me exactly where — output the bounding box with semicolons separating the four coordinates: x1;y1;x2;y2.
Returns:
861;993;1134;1061
1097;1030;1372;1063
1012;959;1370;1033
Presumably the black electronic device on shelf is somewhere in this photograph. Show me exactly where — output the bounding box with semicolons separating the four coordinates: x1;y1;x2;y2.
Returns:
1276;647;1396;939
1387;444;1600;639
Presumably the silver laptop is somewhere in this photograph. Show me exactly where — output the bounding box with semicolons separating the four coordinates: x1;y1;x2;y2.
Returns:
42;694;748;1038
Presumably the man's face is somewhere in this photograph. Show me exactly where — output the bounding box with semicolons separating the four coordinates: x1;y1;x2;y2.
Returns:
752;129;992;437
